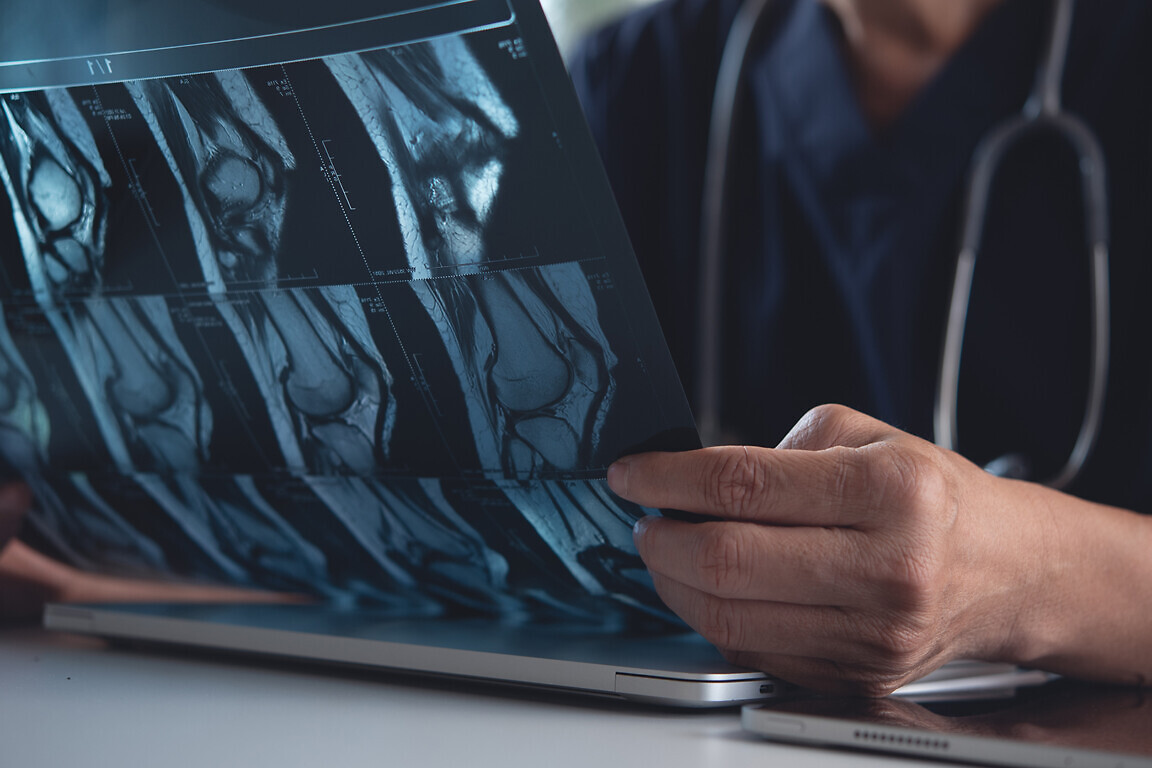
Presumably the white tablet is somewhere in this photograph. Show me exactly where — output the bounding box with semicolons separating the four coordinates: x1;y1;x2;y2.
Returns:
743;680;1152;768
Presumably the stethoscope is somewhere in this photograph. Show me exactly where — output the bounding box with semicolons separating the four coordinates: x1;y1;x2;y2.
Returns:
695;0;1110;491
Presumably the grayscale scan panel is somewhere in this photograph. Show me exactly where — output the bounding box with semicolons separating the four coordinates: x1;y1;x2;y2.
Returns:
0;0;698;625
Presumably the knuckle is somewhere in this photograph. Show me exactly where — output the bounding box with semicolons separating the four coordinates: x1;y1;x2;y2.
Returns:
873;442;954;528
883;551;942;611
853;610;936;677
845;673;910;699
806;403;854;425
878;620;932;663
848;445;955;601
835;662;918;699
696;593;747;651
821;605;936;696
826;447;866;507
789;655;908;698
785;404;854;447
708;448;765;516
804;403;853;432
693;525;751;596
859;541;943;623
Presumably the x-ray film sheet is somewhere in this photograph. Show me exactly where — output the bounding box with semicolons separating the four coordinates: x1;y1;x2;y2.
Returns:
0;0;697;625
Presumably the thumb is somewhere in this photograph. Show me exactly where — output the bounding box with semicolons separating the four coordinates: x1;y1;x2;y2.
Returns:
0;482;31;552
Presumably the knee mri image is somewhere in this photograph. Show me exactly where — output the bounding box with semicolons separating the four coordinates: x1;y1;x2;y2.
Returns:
0;20;696;627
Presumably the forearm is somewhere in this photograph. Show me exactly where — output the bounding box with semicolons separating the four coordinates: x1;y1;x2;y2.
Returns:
1000;481;1152;686
0;540;76;618
0;539;305;619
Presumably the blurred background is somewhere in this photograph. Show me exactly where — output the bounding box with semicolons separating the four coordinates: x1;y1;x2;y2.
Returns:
540;0;660;59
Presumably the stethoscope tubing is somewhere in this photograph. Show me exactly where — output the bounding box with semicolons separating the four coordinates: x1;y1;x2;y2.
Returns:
697;0;1110;490
934;0;1110;490
696;0;777;447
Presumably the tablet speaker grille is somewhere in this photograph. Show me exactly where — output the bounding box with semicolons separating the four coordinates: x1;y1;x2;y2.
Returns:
852;729;951;752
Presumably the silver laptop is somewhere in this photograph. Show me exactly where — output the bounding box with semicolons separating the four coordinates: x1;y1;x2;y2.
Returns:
0;0;780;707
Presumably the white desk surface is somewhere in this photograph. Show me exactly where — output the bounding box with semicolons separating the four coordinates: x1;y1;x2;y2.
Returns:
1;625;942;768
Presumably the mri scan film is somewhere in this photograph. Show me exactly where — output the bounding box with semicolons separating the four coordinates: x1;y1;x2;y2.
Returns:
0;0;697;626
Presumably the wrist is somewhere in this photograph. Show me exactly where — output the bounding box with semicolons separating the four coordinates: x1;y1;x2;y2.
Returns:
990;484;1152;685
941;473;1053;667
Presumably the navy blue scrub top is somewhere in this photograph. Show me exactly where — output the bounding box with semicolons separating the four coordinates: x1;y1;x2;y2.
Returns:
571;0;1152;513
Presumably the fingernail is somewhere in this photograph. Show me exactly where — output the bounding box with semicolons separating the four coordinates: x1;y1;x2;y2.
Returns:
607;458;630;497
632;515;652;538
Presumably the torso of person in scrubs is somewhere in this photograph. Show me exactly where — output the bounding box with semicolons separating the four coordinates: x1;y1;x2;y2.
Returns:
572;0;1152;514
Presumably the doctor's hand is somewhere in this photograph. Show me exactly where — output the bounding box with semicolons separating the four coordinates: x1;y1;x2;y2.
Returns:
608;405;1152;695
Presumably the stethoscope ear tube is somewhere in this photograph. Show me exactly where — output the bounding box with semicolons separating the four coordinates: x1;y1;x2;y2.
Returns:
696;0;779;447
